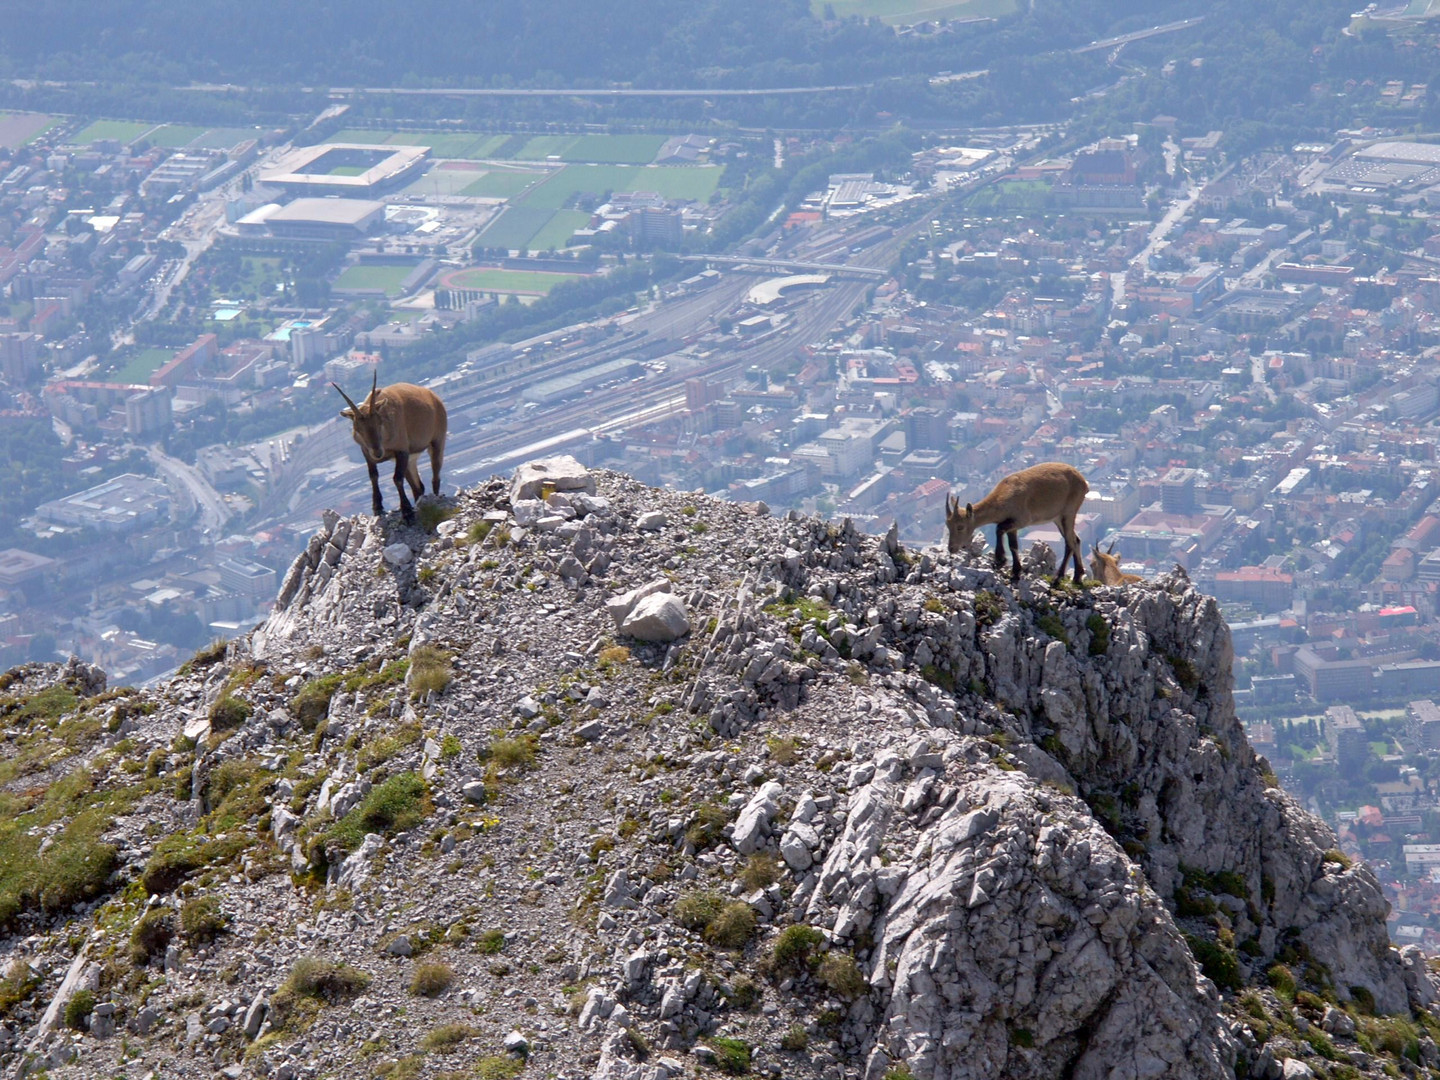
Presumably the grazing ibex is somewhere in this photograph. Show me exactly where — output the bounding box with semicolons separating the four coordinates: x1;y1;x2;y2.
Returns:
1090;540;1143;586
945;462;1089;584
333;371;447;526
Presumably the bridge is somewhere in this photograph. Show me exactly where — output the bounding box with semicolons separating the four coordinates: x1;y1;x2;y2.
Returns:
678;255;887;279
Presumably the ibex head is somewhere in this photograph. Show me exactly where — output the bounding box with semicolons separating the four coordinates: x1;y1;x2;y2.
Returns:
1090;540;1127;585
333;369;390;461
945;494;977;554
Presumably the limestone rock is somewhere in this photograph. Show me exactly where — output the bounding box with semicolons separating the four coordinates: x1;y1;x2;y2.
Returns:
620;594;690;643
510;455;595;503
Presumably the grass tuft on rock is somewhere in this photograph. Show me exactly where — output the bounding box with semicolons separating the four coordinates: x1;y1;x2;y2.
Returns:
409;960;455;997
408;646;453;698
318;772;428;860
180;895;227;943
710;1036;752;1075
771;923;825;973
291;674;343;732
421;1021;479;1051
129;909;174;966
63;989;95;1030
817;951;867;999
270;956;370;1030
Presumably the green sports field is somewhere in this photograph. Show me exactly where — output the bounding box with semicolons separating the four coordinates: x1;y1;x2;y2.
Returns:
519;164;720;208
460;169;546;199
443;268;584;294
562;134;666;164
527;210;593;252
73;120;157;144
147;124;210;147
474;207;554;251
190;127;264;150
333;264;418;297
112;348;174;385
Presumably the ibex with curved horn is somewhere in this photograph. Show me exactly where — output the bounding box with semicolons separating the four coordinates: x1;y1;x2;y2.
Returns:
1090;540;1143;586
332;370;448;525
945;462;1089;584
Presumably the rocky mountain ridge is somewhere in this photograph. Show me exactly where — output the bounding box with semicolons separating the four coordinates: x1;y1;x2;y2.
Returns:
0;459;1436;1080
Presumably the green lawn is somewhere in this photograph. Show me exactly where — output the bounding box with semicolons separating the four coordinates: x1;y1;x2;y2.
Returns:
333;264;418;296
395;132;479;157
627;165;722;201
147;124;210;148
527;210;592;252
460;169;545;198
445;268;584;294
519;164;720;209
466;135;511;158
514;135;580;160
815;0;1015;21
561;134;666;164
112;348;175;385
475;207;553;251
73;119;157;144
329;165;369;176
325;128;395;145
400;166;488;198
191;127;264;150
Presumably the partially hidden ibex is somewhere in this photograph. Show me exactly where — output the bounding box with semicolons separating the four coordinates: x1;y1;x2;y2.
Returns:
1090;540;1143;586
333;370;447;525
945;462;1089;584
1094;544;1140;587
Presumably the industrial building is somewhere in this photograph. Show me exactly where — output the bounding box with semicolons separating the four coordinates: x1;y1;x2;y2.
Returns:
32;474;171;535
237;198;386;241
521;359;643;406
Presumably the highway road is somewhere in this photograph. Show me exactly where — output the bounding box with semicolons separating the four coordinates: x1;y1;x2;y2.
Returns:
148;445;232;534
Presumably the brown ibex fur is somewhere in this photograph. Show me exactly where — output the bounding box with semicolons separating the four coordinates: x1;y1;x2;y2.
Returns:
1090;540;1143;586
945;462;1089;583
333;371;447;525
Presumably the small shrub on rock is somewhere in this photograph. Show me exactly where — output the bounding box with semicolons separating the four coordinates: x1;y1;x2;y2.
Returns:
817;952;867;999
684;802;730;850
129;909;174;966
408;647;453;698
410;960;455;997
63;989;94;1030
475;1057;523;1080
1086;613;1110;655
208;693;252;732
291;675;342;732
477;929;506;955
780;1025;808;1051
1184;934;1242;991
489;737;536;771
318;772;428;859
270;956;370;1030
771;924;825;973
180;896;227;943
741;855;781;892
710;1036;752;1076
706;901;757;949
674;890;725;933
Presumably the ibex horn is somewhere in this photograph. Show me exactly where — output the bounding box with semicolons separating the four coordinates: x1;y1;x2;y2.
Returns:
370;367;378;404
1108;541;1117;554
331;381;360;413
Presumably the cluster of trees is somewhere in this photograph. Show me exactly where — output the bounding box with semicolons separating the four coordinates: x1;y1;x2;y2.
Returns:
0;0;1191;91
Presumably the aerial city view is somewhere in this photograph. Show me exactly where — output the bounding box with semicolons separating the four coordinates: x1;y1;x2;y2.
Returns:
11;0;1440;1077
